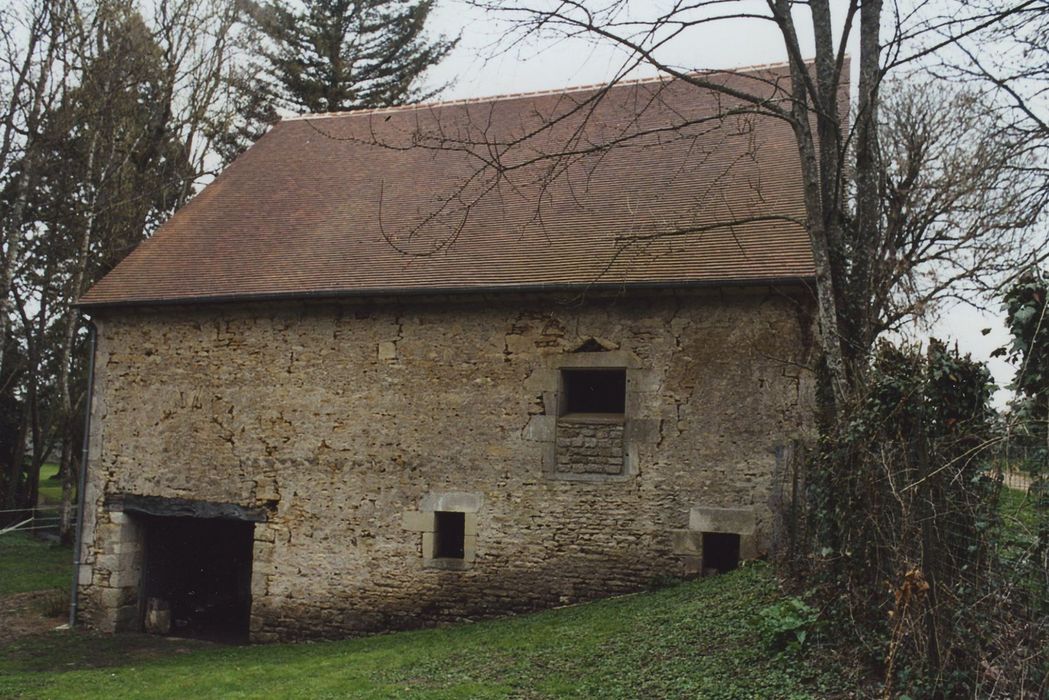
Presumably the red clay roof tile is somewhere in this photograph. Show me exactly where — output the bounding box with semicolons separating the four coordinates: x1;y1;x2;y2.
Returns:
80;63;818;307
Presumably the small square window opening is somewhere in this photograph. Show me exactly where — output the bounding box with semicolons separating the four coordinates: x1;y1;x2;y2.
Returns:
561;368;626;415
702;532;741;574
434;511;465;559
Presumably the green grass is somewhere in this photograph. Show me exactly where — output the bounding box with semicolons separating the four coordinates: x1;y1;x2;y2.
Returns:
0;563;855;699
0;532;71;596
1000;486;1040;535
35;463;63;505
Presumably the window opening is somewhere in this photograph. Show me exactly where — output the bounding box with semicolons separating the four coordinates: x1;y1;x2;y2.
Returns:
434;511;465;559
562;368;626;415
702;532;741;574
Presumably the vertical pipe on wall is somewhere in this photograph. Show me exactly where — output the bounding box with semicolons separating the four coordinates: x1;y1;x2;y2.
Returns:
68;319;97;628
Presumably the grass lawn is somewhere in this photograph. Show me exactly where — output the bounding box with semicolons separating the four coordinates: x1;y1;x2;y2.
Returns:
0;532;71;596
35;463;63;505
1000;485;1040;537
0;549;856;699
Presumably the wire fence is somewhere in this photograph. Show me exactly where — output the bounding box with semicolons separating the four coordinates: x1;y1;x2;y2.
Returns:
0;505;75;537
1000;469;1036;491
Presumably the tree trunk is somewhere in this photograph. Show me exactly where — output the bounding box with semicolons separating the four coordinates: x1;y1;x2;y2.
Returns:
4;399;30;514
58;439;76;544
56;123;100;544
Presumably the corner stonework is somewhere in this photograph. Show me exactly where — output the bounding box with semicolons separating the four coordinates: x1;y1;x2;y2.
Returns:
79;509;146;632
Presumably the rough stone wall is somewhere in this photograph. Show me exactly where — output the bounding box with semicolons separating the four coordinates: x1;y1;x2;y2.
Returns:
555;420;624;475
76;288;815;640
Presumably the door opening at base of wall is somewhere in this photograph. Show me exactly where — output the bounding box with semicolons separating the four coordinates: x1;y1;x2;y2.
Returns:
434;511;465;559
702;532;741;574
140;515;254;642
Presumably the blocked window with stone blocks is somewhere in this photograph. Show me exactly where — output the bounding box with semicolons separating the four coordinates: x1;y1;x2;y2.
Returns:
555;368;627;476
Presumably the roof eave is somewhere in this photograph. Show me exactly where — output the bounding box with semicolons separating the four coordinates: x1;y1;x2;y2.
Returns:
76;275;817;311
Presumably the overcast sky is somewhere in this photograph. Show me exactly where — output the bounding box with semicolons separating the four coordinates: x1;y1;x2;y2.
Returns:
416;0;1020;404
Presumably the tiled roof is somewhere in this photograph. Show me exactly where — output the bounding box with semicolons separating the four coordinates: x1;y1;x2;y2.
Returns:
80;63;817;307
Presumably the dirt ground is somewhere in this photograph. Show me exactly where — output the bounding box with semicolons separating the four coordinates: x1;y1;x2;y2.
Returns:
0;593;215;676
0;591;67;646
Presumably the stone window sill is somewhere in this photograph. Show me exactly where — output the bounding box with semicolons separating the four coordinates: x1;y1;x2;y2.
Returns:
558;412;625;425
423;558;473;571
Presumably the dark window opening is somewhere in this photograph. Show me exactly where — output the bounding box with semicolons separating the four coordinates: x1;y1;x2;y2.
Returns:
562;368;626;415
141;515;254;642
434;511;465;559
702;532;741;574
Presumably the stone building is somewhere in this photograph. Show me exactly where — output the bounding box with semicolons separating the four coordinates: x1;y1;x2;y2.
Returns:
74;64;818;642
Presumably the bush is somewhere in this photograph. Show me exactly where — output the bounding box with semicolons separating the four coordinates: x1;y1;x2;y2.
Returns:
758;596;817;652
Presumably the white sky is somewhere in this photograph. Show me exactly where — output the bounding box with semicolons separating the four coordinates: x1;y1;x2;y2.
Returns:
418;0;1020;404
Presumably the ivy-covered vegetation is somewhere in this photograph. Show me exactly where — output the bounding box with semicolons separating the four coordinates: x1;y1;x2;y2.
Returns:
998;270;1049;480
798;275;1049;698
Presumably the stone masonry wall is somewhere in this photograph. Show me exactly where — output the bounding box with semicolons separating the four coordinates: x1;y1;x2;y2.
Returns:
76;288;815;640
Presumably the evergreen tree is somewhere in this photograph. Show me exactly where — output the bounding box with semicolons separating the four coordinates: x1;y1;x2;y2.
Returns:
225;0;455;158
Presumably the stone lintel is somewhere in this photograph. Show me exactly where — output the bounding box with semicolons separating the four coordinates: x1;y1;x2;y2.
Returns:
688;506;756;536
547;471;635;483
420;492;483;513
106;493;268;523
549;350;641;370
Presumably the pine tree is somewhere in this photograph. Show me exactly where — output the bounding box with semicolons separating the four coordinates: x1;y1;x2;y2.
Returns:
225;0;455;157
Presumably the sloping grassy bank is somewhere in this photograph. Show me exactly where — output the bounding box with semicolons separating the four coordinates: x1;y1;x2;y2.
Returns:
0;561;857;699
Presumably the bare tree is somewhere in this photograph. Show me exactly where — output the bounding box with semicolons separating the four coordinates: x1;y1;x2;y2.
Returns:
39;0;239;541
355;0;1045;419
0;0;241;528
0;0;65;386
0;0;68;515
939;1;1048;156
877;81;1045;330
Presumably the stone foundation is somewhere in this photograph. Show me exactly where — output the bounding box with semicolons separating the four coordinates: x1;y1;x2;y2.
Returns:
76;288;815;641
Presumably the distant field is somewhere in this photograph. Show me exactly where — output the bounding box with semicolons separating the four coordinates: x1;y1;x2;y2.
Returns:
36;463;63;505
1000;485;1041;554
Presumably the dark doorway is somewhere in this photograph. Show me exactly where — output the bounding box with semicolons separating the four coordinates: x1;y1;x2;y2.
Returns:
702;532;741;574
141;515;254;642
